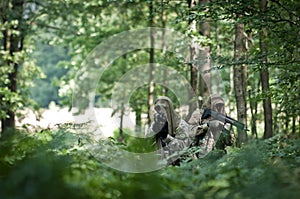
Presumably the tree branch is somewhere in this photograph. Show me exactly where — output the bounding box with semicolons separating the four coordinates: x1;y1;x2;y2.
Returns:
270;0;299;19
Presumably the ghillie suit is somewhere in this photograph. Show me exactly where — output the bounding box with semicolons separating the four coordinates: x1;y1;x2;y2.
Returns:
146;96;200;164
188;94;235;155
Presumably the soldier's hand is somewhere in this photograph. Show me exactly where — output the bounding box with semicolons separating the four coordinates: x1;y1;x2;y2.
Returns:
195;123;208;136
208;120;223;129
154;112;167;126
200;123;209;130
153;112;167;133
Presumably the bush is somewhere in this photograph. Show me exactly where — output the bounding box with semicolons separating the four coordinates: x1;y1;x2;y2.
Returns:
0;130;299;199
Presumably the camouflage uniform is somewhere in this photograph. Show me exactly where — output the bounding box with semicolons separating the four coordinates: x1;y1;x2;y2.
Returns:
146;97;200;164
188;94;234;154
147;95;234;164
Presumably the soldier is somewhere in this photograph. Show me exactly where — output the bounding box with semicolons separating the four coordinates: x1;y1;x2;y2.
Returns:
188;94;234;154
147;95;234;165
146;96;200;164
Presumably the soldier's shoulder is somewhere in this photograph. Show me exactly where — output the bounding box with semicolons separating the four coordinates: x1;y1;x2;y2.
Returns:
188;108;203;124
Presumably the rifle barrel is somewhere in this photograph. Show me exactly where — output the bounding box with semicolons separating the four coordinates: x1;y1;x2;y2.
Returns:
202;108;248;131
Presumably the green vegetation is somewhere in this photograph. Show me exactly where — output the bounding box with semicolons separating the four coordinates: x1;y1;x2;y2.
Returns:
0;130;299;199
30;42;70;108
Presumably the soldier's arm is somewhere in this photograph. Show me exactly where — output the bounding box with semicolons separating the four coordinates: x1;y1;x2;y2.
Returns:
145;112;167;138
163;120;193;152
145;123;156;138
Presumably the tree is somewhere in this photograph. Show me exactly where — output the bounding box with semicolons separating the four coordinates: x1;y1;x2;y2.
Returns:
161;0;168;96
147;0;155;126
248;71;259;139
187;0;198;120
198;0;211;99
0;0;25;133
260;0;273;139
7;0;296;139
233;21;248;146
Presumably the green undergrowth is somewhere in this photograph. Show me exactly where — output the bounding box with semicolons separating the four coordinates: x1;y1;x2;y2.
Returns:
0;129;299;199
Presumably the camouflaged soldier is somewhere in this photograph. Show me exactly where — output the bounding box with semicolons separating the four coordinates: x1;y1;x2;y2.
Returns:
146;96;200;164
188;94;234;154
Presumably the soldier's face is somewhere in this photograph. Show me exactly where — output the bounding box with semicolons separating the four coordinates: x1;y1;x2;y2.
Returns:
215;103;224;113
154;100;168;115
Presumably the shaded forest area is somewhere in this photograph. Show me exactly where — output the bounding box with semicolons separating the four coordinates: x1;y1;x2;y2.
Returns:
0;0;299;198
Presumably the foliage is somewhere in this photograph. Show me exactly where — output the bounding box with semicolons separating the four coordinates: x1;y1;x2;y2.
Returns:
0;0;298;134
30;0;298;133
0;31;40;121
29;42;70;108
0;129;299;199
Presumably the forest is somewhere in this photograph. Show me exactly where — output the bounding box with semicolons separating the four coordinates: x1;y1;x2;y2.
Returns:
0;0;299;198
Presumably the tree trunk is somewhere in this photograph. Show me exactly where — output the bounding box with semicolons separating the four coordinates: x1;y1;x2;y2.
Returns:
248;82;259;139
187;0;198;120
285;111;289;134
245;31;258;139
273;104;279;133
260;0;273;139
292;115;296;135
215;21;220;56
199;0;210;99
273;68;281;134
189;0;198;95
147;0;155;126
135;109;142;133
161;0;168;96
260;70;273;138
1;0;25;133
233;22;247;146
118;103;124;142
119;54;127;141
229;66;234;111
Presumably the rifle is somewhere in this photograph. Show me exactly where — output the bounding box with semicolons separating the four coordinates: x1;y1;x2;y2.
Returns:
201;108;249;131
